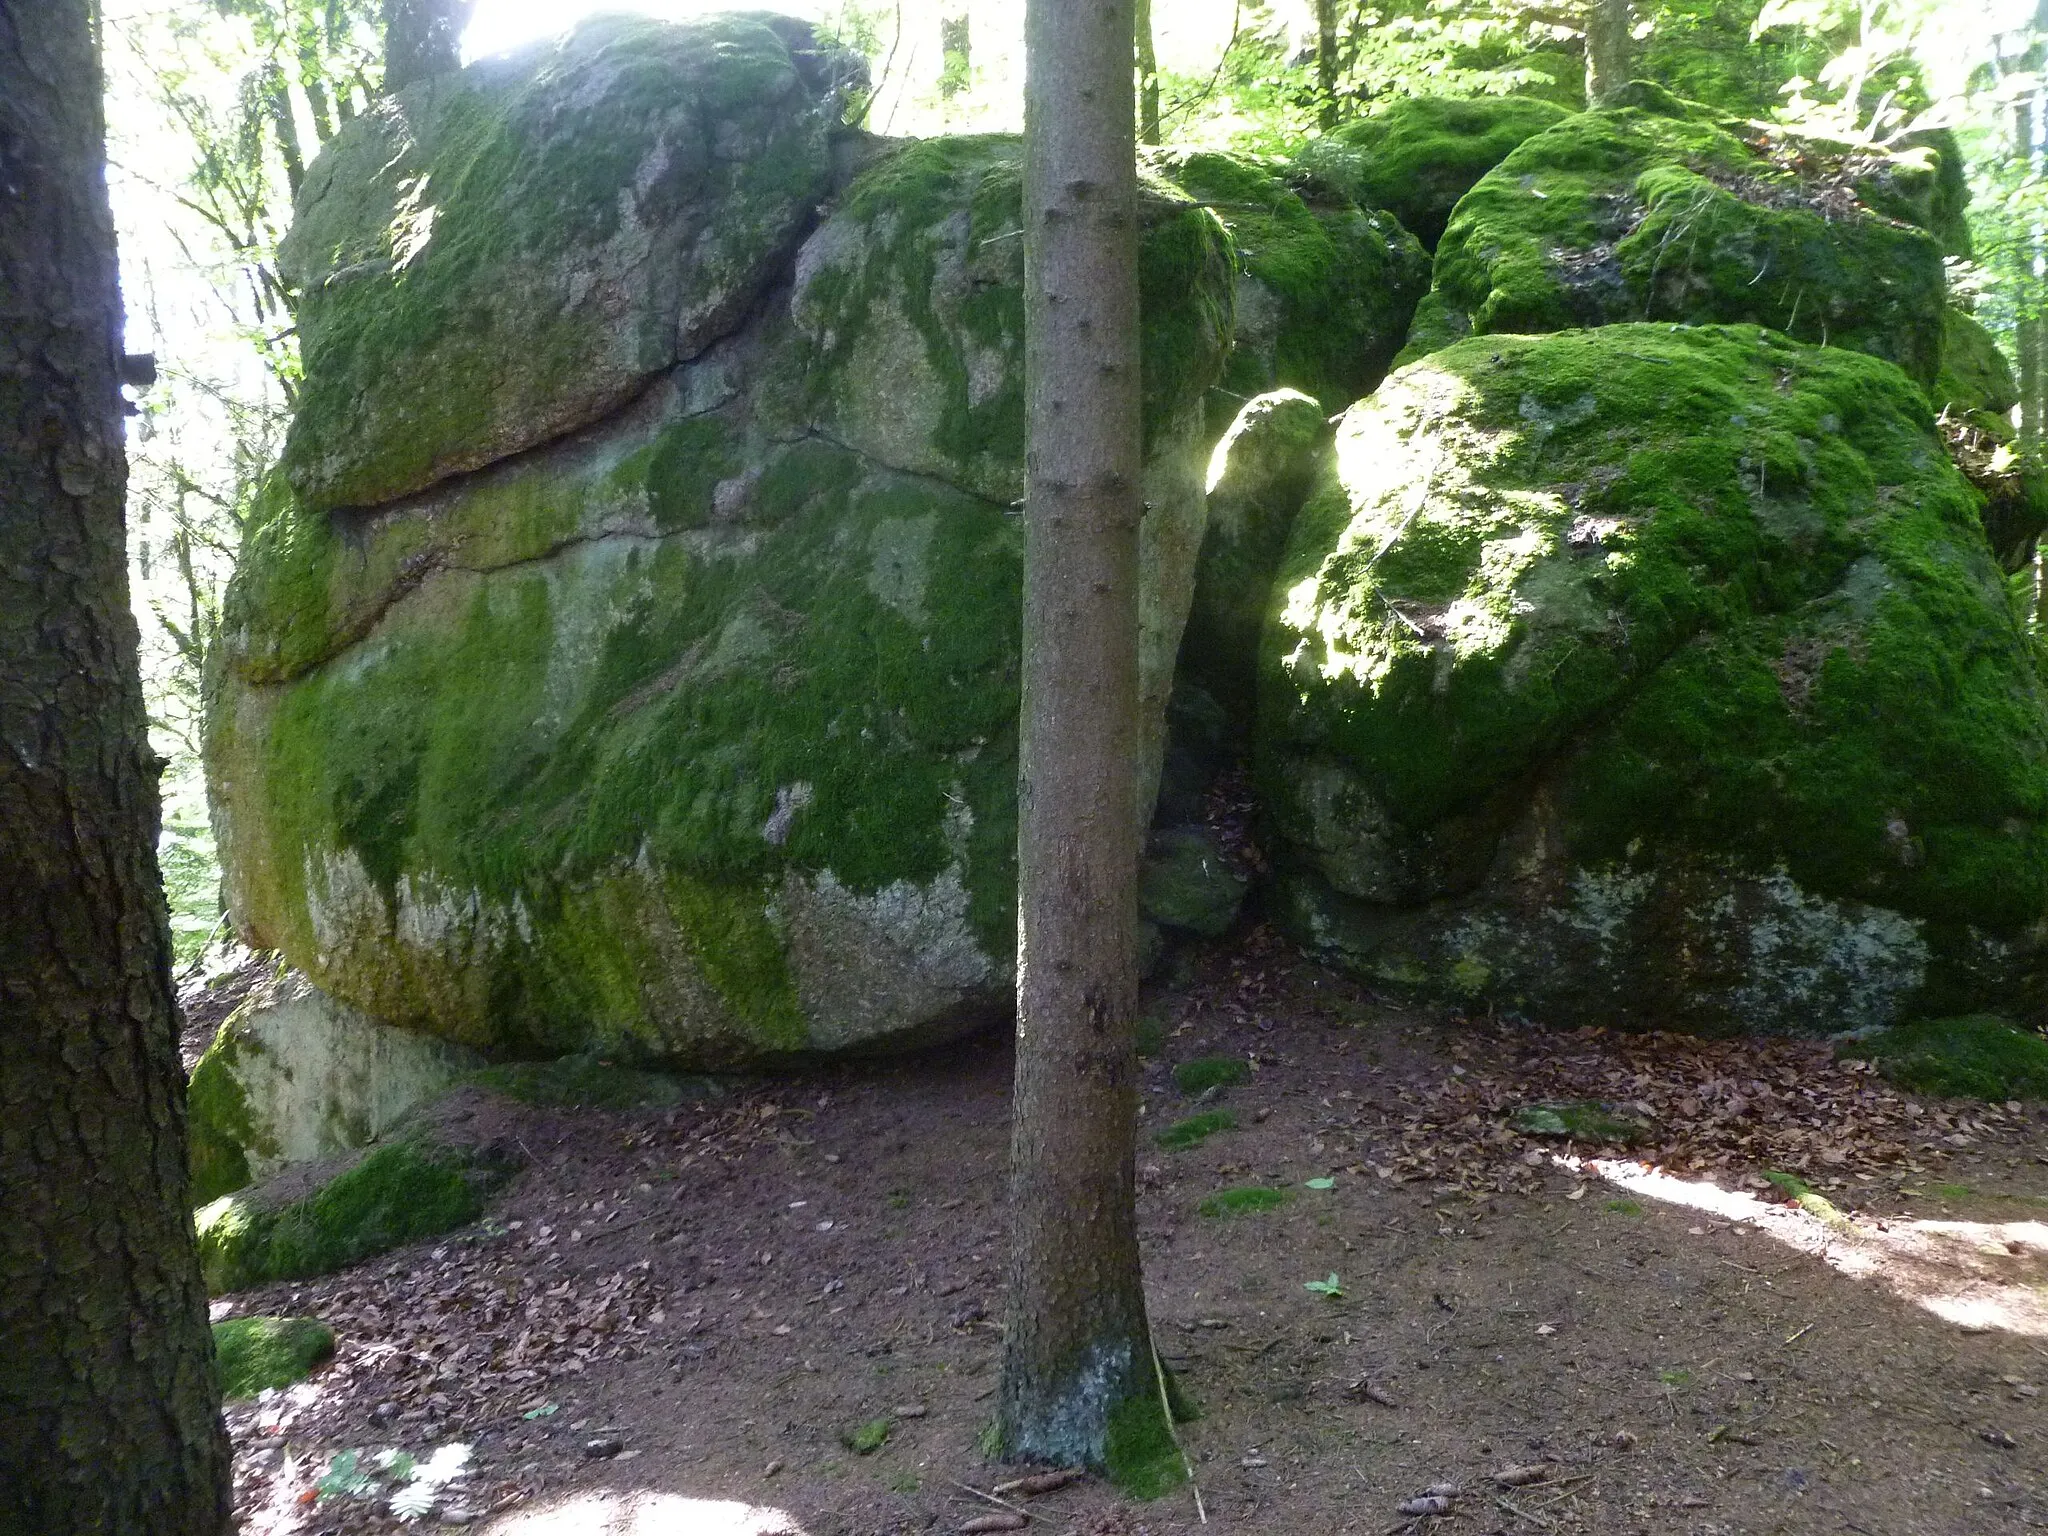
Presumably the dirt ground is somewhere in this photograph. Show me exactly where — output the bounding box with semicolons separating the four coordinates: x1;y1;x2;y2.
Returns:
206;930;2048;1536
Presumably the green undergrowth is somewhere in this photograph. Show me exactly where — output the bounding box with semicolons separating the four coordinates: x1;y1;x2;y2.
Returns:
1154;1110;1236;1150
197;1137;518;1293
466;1056;714;1110
843;1418;891;1454
1197;1185;1289;1218
1172;1056;1250;1095
1838;1016;2048;1100
213;1316;336;1398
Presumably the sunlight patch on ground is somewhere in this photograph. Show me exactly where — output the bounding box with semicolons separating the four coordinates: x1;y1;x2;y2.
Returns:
481;1490;809;1535
1562;1155;2048;1337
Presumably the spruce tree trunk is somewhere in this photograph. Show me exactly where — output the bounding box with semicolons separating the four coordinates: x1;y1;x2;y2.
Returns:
0;4;234;1531
1584;0;1632;105
1000;0;1172;1480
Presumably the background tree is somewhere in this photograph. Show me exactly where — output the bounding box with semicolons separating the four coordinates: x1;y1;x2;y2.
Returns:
0;1;233;1529
999;0;1179;1486
383;0;474;93
1584;0;1634;100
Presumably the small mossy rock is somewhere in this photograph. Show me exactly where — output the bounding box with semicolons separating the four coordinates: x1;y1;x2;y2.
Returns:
279;13;855;510
1939;309;2020;428
1422;106;1948;387
212;1316;336;1399
1180;390;1331;725
211;120;1237;1065
186;967;483;1205
1150;149;1428;420
1299;95;1575;251
197;1129;520;1293
1261;324;2048;1033
1509;1101;1649;1143
1838;1015;2048;1100
1140;827;1247;939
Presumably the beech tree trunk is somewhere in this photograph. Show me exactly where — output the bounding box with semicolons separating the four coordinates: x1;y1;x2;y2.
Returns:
1584;0;1632;105
1316;0;1341;130
1000;0;1172;1478
1135;0;1161;146
0;4;234;1531
382;0;474;94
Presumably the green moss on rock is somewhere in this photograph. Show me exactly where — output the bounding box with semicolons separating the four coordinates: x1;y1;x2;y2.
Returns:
212;1316;336;1398
1838;1015;2048;1099
279;13;846;510
197;1136;517;1293
1423;107;1947;387
186;1024;267;1206
1261;324;2048;1032
1299;94;1574;250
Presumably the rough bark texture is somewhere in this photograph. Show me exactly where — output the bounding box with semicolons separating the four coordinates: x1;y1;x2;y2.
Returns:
1000;0;1168;1476
382;0;474;94
1584;0;1632;106
0;4;234;1531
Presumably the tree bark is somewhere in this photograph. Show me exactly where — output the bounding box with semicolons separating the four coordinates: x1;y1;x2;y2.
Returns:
1000;0;1171;1480
1584;0;1632;106
0;4;234;1532
381;0;474;94
1135;0;1161;146
1316;0;1341;130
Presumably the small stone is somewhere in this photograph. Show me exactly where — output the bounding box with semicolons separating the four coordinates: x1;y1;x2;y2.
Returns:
373;1401;400;1422
892;1404;928;1419
764;1460;783;1477
583;1437;624;1459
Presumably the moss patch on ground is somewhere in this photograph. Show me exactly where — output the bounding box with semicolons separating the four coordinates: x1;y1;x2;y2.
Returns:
212;1316;336;1398
1510;1101;1650;1144
1154;1110;1237;1150
1172;1056;1250;1095
1104;1388;1187;1499
197;1137;518;1293
1197;1185;1290;1217
1838;1016;2048;1100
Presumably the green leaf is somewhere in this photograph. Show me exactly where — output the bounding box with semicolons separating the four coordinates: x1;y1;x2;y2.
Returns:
521;1402;559;1420
1304;1177;1335;1190
1304;1272;1345;1298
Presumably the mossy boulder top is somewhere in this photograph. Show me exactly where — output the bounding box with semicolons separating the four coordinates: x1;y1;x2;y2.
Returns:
1299;94;1574;251
1411;99;1950;388
278;12;857;510
1260;324;2048;1033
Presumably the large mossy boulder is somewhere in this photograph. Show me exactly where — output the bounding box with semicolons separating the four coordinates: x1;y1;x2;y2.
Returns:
209;26;1261;1065
1299;94;1575;251
1259;324;2048;1033
278;13;855;510
1409;101;1949;388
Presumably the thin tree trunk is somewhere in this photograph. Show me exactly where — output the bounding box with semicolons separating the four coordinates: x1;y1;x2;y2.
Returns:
1000;0;1172;1481
0;3;233;1532
1316;0;1340;130
1584;0;1632;105
1135;0;1161;146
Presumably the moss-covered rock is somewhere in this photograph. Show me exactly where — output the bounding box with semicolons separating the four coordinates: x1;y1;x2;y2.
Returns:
212;1316;336;1398
1837;1015;2048;1099
1417;104;1948;387
1936;309;2046;572
1260;324;2048;1033
278;13;855;510
1180;390;1330;725
1147;149;1427;420
1299;94;1575;251
211;96;1240;1064
198;1132;519;1293
186;968;482;1205
1140;828;1247;939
